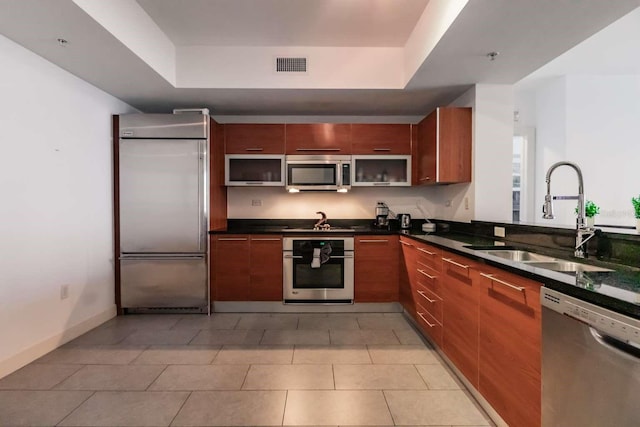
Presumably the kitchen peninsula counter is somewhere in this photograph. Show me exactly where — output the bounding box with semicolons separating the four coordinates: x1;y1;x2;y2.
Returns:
210;220;640;318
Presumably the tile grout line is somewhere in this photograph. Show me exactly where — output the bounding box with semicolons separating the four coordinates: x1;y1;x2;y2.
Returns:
168;390;192;427
54;390;96;426
380;389;398;426
413;363;430;389
145;364;170;391
281;389;288;426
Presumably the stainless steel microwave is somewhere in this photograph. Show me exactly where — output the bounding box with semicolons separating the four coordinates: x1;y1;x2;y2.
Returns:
285;155;351;192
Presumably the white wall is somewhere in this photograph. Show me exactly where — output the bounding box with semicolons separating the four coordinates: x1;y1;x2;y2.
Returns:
520;75;640;227
0;35;136;378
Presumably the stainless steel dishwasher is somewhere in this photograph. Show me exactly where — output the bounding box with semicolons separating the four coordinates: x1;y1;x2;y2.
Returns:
541;287;640;426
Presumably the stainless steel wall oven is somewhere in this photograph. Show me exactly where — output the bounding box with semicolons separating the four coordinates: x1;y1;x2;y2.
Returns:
283;237;354;303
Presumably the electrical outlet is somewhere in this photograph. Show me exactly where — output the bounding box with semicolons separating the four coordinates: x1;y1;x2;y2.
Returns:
494;226;506;238
60;284;69;300
464;197;469;210
445;200;451;207
251;199;262;207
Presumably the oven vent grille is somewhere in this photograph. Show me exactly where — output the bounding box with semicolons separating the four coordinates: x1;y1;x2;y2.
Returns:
276;57;307;73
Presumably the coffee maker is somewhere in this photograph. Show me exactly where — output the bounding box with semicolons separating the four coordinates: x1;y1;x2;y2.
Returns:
374;202;390;229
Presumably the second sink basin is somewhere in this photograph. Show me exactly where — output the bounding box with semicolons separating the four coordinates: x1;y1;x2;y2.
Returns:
525;261;613;273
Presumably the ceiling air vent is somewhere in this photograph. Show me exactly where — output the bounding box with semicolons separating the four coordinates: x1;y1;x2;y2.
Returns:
276;57;307;73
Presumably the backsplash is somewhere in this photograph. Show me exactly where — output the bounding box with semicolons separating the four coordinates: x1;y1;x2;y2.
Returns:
227;186;448;220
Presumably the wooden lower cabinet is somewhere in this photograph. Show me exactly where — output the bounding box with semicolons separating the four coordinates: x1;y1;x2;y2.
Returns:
213;234;283;301
212;235;250;301
355;235;399;302
478;264;542;427
441;251;480;388
399;237;417;316
249;236;283;301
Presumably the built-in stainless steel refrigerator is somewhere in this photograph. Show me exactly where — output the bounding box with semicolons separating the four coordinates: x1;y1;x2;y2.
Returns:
118;113;209;313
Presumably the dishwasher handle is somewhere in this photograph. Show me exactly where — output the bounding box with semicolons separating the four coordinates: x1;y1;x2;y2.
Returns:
590;327;640;361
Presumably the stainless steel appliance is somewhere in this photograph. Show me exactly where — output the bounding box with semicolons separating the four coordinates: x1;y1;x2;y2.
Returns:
118;113;209;313
283;237;354;303
374;202;390;228
285;155;351;192
541;287;640;426
398;213;412;229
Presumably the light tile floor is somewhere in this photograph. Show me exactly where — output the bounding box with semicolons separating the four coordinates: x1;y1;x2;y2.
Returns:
0;312;495;426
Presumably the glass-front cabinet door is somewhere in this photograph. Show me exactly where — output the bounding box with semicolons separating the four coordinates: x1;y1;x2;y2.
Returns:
225;154;285;186
351;155;411;187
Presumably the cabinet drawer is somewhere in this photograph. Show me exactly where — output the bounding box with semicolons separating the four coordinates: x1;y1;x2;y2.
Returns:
415;284;442;324
415;304;442;347
442;251;477;280
355;236;399;258
415;262;440;295
415;243;442;271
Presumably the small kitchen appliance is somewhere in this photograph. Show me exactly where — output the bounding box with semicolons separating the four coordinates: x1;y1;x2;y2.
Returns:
398;213;412;230
374;202;390;228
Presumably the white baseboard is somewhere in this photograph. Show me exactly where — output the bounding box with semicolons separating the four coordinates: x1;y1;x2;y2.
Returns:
0;305;117;379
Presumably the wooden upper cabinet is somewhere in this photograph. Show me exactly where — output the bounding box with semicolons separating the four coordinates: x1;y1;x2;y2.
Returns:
415;107;471;185
351;124;411;154
285;124;351;154
224;124;285;154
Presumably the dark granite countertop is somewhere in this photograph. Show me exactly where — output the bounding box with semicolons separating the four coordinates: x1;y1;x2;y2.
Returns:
210;220;640;319
402;232;640;320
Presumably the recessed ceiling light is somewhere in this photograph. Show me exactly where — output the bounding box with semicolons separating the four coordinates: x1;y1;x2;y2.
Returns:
487;51;499;61
57;38;69;47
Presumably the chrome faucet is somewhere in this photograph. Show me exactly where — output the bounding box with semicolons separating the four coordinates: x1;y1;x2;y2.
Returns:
542;161;596;258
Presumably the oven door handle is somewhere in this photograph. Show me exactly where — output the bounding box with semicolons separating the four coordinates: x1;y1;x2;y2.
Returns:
283;254;353;259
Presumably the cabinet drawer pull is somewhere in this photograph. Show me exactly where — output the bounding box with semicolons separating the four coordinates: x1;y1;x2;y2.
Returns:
417;312;436;327
245;148;264;151
417;247;436;255
296;148;341;151
359;239;389;243
419;177;431;181
399;241;413;247
417;269;436;280
417;290;436;303
480;273;525;293
244;182;264;185
217;237;248;241
373;148;391;152
283;255;303;259
251;238;281;241
443;258;469;270
373;182;391;186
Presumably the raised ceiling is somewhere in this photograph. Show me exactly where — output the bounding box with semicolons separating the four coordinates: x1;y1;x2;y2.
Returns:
0;0;638;115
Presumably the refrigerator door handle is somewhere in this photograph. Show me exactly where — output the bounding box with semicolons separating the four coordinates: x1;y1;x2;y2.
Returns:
198;141;204;252
120;255;205;261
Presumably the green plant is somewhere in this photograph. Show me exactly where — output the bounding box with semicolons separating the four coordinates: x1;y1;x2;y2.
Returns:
632;196;640;219
575;200;600;218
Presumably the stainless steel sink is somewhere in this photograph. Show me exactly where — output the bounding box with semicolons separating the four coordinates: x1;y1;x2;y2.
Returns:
479;250;557;262
477;249;613;274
